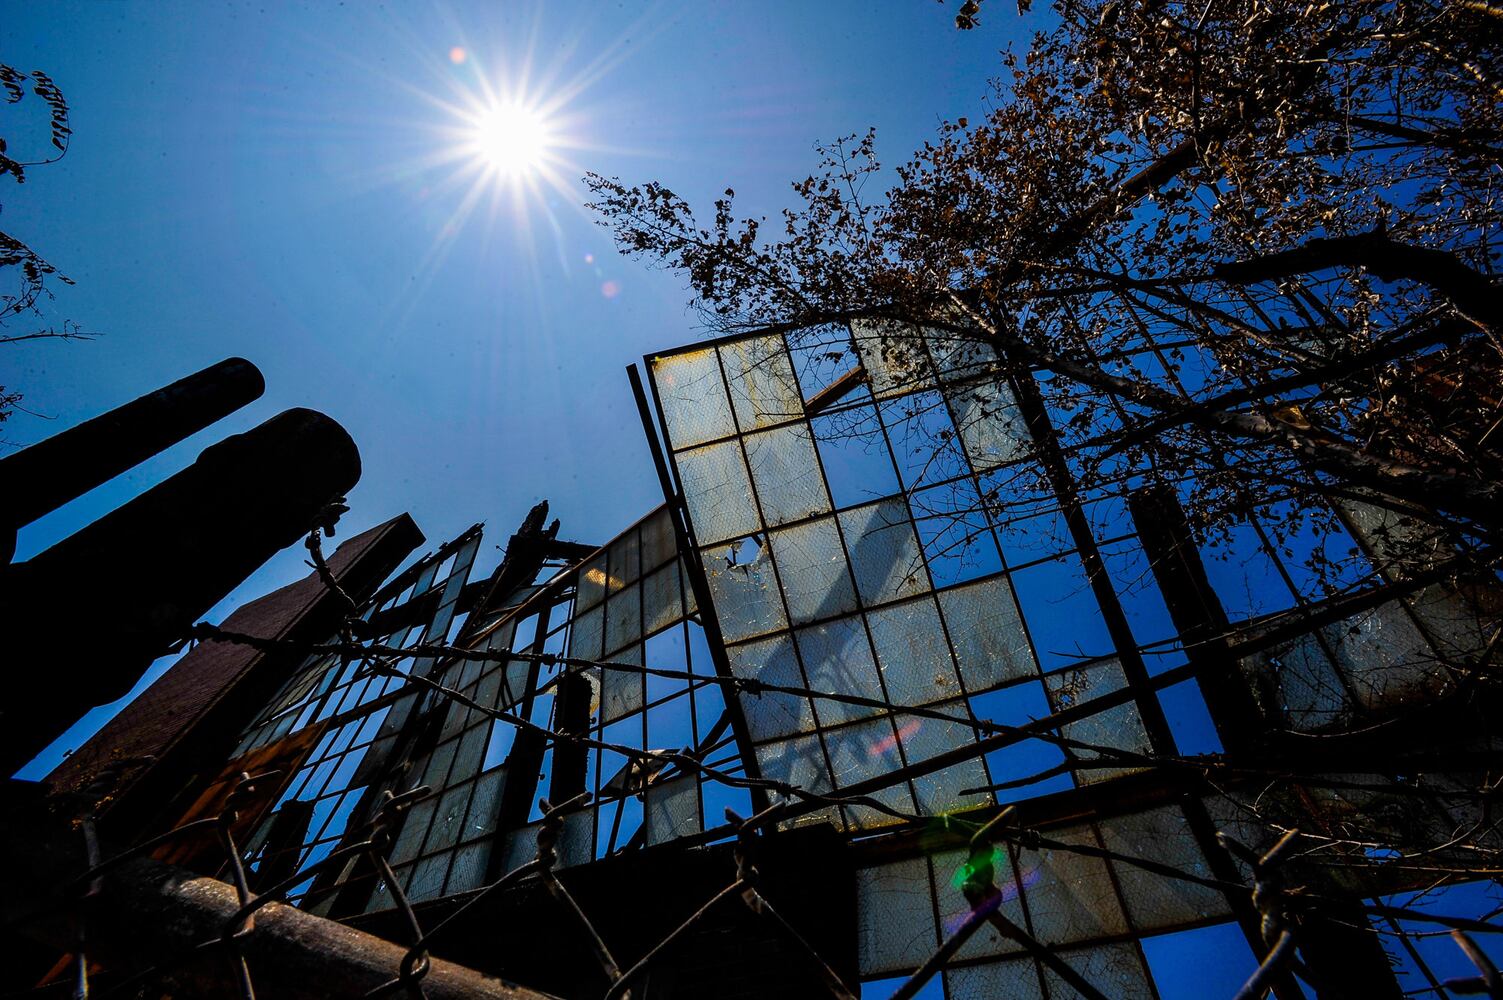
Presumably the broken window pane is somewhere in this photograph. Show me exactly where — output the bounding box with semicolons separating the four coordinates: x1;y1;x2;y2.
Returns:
812;403;902;510
881;391;970;490
701;535;789;643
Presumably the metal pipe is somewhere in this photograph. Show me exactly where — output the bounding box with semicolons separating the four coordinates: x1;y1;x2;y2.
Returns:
0;357;265;552
0;407;360;775
0;791;552;1000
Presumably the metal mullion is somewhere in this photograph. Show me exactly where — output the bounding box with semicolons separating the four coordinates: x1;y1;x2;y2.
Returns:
784;330;928;819
1008;340;1311;995
706;340;849;827
631;362;770;810
912;326;1025;798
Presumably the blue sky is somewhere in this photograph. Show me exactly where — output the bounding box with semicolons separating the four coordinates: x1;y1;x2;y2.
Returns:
5;3;1029;775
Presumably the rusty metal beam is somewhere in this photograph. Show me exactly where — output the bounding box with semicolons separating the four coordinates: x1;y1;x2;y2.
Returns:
0;787;554;1000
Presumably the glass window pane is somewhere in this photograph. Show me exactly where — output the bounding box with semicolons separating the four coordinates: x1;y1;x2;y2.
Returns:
676;439;761;545
640;562;683;638
839;499;928;607
640;507;678;572
1020;825;1129;945
950;379;1030;473
866;594;962;708
1096;805;1229;930
445;840;492;894
851;318;936;399
900;704;991;815
601;643;644;722
1042;943;1153;999
605;581;643;656
569;604;604;661
855;857;940;975
726;634;813;742
794;617;885;726
1322;602;1443;713
1044;659;1152;784
929;844;1030;961
576;553;608;611
768;516;858;625
652;348;736;449
608;531;641;592
720;336;803;431
945;959;1045;1000
938;576;1037;692
644;774;702;845
743;422;831;526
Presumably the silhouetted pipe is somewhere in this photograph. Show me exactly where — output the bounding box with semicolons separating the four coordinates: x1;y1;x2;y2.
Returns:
0;407;360;775
0;357;264;562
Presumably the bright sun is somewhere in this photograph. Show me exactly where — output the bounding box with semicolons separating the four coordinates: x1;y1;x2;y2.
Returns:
469;102;551;179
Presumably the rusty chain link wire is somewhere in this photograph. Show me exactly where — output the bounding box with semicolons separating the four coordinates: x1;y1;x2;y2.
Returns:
26;522;1498;1000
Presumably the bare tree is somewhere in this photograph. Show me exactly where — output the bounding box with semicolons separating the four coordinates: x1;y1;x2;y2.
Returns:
588;0;1503;980
2;62;86;426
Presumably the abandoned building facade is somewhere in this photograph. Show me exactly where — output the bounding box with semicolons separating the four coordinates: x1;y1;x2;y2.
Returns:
9;317;1499;999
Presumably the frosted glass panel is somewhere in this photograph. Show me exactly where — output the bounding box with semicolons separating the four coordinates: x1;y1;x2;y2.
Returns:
653;349;736;448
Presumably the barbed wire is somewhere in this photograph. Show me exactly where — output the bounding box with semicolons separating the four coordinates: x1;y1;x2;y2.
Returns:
30;520;1499;1000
